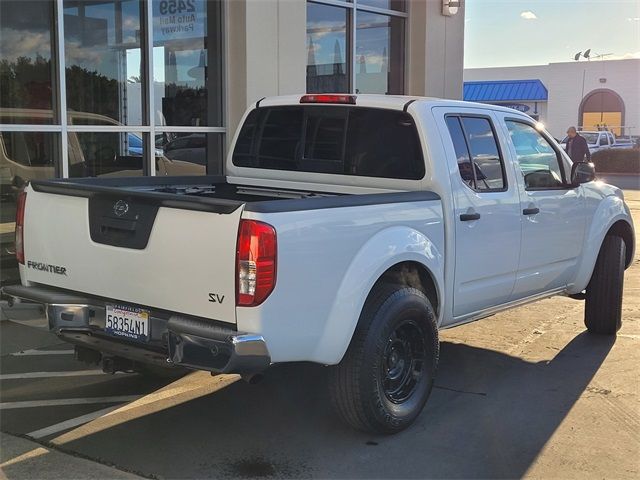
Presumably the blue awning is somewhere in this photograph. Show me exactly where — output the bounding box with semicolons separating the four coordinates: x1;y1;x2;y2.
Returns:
463;79;548;102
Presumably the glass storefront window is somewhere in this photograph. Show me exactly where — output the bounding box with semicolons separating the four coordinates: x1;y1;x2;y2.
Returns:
63;0;144;125
357;0;406;13
0;0;57;124
0;131;59;286
306;1;406;95
153;0;223;126
306;2;349;94
157;132;221;176
68;131;144;177
355;11;404;95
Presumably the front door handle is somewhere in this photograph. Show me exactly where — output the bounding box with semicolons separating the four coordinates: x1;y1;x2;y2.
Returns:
460;213;481;221
523;207;540;215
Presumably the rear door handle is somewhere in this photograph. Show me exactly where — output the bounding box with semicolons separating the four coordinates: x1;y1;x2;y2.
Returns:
460;213;481;222
523;207;540;215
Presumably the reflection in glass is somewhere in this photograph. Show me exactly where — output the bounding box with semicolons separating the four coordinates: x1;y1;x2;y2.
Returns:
357;0;406;12
445;116;475;189
0;0;56;123
0;131;59;286
355;11;404;94
68;131;144;177
461;117;505;190
63;0;143;125
158;132;221;175
153;0;223;126
306;3;348;93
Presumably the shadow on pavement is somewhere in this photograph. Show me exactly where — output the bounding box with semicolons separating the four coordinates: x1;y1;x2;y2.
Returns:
17;332;614;479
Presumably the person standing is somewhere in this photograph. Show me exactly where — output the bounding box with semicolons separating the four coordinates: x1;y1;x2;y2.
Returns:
565;127;591;163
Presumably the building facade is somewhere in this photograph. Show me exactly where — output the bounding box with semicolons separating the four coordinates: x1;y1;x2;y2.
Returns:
464;59;640;139
0;0;465;286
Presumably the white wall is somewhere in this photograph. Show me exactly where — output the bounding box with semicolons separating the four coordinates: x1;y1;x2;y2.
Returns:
465;59;640;139
546;60;640;138
408;0;465;99
226;0;307;142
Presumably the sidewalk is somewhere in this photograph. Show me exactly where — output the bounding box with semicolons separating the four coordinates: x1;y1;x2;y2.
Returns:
0;432;141;480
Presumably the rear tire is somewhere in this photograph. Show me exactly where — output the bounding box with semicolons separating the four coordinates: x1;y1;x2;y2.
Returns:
585;235;625;335
328;284;439;434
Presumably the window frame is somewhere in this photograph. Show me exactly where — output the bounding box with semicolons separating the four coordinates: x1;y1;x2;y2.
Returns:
445;113;509;194
0;0;227;178
504;117;573;191
307;0;408;95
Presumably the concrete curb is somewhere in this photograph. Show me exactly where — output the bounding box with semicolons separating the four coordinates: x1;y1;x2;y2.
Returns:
0;432;143;479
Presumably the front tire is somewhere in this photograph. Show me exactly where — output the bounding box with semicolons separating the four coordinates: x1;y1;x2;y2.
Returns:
329;284;439;434
585;235;626;335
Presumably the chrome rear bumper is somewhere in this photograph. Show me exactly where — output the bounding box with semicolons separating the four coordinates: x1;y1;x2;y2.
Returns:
2;284;270;374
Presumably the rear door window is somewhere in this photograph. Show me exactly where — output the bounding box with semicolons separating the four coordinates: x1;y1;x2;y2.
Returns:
444;115;506;191
233;106;425;180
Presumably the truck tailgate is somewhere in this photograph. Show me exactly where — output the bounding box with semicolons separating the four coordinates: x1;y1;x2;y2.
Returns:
22;185;242;323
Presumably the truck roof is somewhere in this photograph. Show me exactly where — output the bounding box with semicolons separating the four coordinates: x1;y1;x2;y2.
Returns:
257;94;531;117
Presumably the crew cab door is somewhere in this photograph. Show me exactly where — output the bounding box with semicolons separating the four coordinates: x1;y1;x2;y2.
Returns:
500;117;586;298
436;109;522;317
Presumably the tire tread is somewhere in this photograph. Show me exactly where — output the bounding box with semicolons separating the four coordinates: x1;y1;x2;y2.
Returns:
585;235;625;335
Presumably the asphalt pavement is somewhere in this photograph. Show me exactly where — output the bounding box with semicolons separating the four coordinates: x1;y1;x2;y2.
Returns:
0;191;638;479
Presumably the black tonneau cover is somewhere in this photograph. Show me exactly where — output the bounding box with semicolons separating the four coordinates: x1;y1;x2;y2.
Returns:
30;175;440;215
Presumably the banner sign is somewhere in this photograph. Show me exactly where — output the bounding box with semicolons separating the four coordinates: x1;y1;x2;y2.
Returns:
153;0;205;42
501;103;531;113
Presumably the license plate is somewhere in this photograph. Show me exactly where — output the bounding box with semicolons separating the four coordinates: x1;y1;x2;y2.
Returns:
105;304;150;342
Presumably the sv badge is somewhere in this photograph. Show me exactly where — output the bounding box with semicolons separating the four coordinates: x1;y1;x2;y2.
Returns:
208;293;225;304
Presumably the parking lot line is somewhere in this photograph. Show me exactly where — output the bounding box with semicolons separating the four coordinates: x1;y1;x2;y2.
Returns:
9;349;74;356
27;405;123;439
0;370;128;380
0;395;142;410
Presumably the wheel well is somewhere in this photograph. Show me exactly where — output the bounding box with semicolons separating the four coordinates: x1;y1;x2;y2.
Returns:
607;220;634;268
375;262;440;316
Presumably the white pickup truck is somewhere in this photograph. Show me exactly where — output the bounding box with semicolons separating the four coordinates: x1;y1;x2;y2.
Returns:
4;94;635;434
561;130;634;154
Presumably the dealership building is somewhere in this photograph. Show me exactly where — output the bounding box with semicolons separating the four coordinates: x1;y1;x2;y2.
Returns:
464;58;640;139
0;0;465;286
0;0;465;177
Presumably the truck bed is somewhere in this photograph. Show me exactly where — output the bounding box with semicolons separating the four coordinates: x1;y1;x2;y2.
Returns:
22;175;439;324
31;175;437;214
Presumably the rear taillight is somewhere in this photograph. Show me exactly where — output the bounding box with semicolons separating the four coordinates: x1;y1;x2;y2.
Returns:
236;219;277;306
15;190;27;264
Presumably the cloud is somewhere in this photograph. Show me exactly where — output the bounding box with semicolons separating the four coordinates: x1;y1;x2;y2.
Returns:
520;11;537;20
608;51;640;60
627;17;640;22
306;21;345;40
0;28;52;62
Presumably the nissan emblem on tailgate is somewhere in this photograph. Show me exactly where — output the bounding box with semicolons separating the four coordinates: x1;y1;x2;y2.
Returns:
113;200;129;217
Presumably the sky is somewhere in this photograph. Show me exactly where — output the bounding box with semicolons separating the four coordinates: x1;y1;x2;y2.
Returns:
464;0;640;69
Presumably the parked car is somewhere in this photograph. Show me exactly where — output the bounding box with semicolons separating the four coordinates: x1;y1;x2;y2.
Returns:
561;130;634;154
0;109;205;191
163;133;207;166
4;95;635;434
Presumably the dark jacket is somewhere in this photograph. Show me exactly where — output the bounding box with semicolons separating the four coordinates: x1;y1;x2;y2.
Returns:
565;134;591;163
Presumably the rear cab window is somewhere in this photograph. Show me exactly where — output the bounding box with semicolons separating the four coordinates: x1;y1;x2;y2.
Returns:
232;106;425;180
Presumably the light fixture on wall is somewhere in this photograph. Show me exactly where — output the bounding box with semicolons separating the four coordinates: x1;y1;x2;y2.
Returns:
442;0;461;16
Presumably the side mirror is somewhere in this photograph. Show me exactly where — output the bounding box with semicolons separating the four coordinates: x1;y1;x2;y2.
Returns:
571;162;596;186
